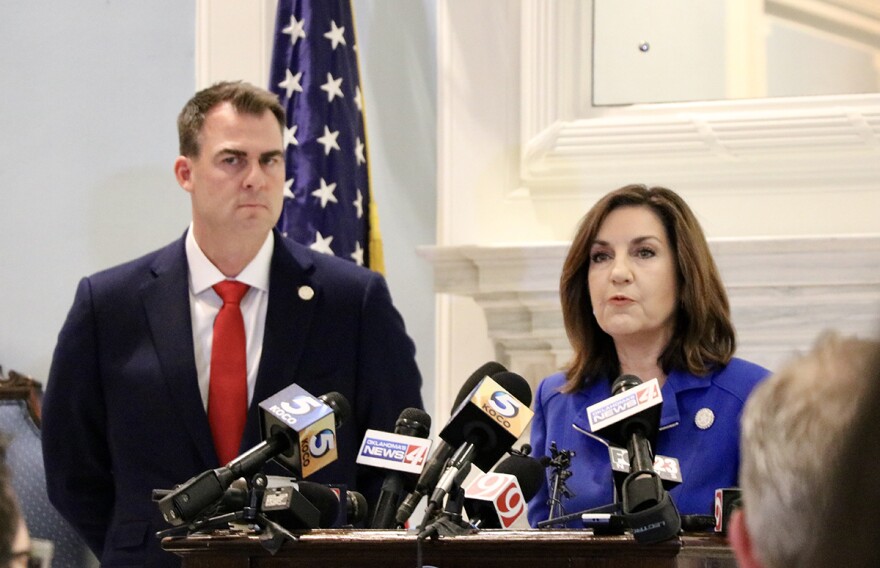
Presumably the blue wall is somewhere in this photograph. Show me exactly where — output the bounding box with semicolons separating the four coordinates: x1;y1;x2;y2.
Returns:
354;0;437;414
0;1;195;378
0;1;437;413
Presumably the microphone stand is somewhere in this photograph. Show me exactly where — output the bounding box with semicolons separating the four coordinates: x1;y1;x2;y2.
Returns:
417;463;474;540
535;502;620;528
156;472;298;554
417;484;475;539
545;442;575;523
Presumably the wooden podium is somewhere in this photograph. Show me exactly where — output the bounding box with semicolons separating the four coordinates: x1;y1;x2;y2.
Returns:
163;529;735;568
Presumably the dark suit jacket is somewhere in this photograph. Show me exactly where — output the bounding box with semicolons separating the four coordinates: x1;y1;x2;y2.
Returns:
42;230;423;567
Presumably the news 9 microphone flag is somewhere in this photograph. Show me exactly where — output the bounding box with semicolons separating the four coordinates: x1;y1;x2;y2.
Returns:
259;384;339;477
463;454;543;530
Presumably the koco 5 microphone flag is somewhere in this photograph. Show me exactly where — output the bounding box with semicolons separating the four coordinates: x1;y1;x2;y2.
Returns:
259;384;339;478
439;375;534;472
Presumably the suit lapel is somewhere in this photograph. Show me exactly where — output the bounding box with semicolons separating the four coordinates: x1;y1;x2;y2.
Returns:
243;232;319;447
141;237;219;468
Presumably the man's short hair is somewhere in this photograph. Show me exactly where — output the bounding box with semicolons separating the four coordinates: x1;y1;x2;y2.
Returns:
739;332;880;568
177;81;286;157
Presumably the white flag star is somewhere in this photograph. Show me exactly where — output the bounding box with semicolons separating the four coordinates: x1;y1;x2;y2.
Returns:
311;177;338;208
353;189;364;218
282;15;306;46
320;73;344;102
284;178;295;199
284;125;298;148
323;20;347;50
316;126;340;155
354;86;363;112
311;231;335;255
351;242;364;266
278;69;303;98
355;137;366;165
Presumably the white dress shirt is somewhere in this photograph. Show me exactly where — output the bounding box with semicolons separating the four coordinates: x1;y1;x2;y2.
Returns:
185;226;273;410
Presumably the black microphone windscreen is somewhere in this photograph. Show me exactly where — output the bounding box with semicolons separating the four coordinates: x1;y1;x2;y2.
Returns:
493;454;545;501
211;478;249;515
491;371;533;407
452;362;508;410
396;407;431;438
347;490;369;525
319;391;352;428
296;481;342;528
612;374;643;395
681;514;716;531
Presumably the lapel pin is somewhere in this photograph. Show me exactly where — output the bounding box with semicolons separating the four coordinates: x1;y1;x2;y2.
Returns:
298;285;315;301
695;408;715;430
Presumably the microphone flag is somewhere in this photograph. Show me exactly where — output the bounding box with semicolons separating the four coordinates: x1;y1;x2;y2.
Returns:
439;375;534;472
714;487;742;534
586;378;662;447
356;429;432;475
259;384;338;477
464;472;529;529
609;447;682;490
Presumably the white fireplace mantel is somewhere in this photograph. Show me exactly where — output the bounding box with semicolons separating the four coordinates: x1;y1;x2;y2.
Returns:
419;235;880;391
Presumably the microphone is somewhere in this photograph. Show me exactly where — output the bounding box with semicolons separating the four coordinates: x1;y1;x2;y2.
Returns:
157;387;351;527
213;477;250;515
258;386;352;478
152;477;251;519
463;452;544;529
587;374;662;449
347;490;369;525
294;481;343;528
424;371;534;521
261;478;326;529
321;484;370;527
714;487;741;534
395;362;507;526
367;408;432;528
595;374;680;544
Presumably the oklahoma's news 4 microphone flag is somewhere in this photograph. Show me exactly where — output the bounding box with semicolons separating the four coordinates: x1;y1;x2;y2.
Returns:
269;0;384;272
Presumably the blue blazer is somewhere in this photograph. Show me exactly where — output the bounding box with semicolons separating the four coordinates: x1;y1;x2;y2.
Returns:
42;230;423;567
527;358;768;527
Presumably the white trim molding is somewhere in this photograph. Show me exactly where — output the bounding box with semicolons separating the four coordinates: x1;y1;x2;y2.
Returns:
195;0;276;89
519;0;880;198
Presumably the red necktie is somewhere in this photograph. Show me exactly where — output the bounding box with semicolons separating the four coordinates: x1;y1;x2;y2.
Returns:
208;280;250;464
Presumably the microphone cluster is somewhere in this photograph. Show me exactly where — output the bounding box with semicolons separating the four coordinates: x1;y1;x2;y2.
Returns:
393;362;509;526
154;364;739;549
155;361;538;540
156;385;363;537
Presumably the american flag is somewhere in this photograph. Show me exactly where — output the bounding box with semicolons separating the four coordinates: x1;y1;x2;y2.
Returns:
269;0;383;271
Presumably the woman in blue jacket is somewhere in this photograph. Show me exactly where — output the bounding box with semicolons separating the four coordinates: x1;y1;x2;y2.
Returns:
527;185;768;527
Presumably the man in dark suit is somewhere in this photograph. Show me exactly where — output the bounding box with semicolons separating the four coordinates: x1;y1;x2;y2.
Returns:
41;82;423;567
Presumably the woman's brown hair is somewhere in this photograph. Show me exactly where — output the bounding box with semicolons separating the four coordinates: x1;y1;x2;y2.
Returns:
560;184;735;393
